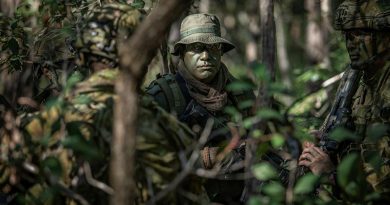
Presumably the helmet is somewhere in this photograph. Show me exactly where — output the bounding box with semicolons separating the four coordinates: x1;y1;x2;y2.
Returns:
74;3;144;63
334;0;390;30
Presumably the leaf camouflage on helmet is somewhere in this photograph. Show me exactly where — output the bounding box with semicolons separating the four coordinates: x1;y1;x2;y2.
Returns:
334;0;390;30
74;3;145;65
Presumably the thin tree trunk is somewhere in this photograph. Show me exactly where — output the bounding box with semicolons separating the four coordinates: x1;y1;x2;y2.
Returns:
305;0;329;68
258;0;276;105
275;3;292;89
110;1;191;205
246;0;276;198
0;0;20;17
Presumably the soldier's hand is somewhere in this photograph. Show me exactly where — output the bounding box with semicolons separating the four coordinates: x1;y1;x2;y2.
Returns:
298;142;335;175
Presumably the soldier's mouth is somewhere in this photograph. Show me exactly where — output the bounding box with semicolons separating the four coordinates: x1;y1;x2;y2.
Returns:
198;64;213;68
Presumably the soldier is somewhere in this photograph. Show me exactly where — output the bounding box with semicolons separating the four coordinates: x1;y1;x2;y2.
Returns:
146;13;256;204
1;3;203;205
299;0;390;201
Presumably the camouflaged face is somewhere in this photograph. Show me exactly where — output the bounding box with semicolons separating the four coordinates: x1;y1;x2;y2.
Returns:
74;3;144;62
334;0;390;30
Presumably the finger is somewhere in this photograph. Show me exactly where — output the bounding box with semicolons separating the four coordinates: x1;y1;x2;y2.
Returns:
298;160;311;167
303;141;315;148
312;146;327;157
299;153;313;162
308;147;322;157
301;149;315;158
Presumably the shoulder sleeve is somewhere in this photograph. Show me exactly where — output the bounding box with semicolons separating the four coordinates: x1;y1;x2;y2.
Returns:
145;78;170;112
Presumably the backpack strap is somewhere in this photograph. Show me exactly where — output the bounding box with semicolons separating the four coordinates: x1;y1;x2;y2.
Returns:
147;74;187;115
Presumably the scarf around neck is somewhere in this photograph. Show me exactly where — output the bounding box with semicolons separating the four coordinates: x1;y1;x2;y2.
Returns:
178;61;231;112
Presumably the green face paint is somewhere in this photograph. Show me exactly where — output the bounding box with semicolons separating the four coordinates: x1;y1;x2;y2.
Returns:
183;43;222;83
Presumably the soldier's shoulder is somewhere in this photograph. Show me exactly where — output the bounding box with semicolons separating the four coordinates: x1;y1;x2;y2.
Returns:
145;73;179;111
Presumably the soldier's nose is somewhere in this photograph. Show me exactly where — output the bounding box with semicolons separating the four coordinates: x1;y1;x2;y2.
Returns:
200;50;209;60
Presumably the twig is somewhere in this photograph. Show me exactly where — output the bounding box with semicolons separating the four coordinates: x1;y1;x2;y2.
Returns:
83;162;114;195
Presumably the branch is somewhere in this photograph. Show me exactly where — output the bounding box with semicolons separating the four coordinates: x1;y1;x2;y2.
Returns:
111;1;191;205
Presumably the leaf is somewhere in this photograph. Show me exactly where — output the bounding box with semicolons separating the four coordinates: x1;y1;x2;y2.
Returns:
271;133;285;148
8;38;19;54
238;99;254;110
250;129;263;139
337;153;358;188
131;0;145;9
256;108;282;121
41;156;63;178
61;135;102;160
226;80;255;92
253;63;266;81
252;162;277;181
294;173;319;194
263;182;285;198
73;95;92;105
365;123;388;143
248;196;263;205
329;127;356;142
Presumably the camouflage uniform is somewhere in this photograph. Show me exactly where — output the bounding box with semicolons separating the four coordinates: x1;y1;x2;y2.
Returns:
332;0;390;200
1;3;203;205
146;14;257;204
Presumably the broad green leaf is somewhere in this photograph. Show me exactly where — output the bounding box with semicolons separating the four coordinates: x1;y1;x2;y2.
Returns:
329;127;356;142
252;162;277;181
294;173;319;194
248;196;263;205
238;99;254;110
256;108;282;121
263;182;285;198
337;153;359;188
250;129;263;139
271;133;285;148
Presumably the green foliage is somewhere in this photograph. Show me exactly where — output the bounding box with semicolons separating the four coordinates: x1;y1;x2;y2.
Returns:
294;173;319;194
329;127;356;142
252;162;278;181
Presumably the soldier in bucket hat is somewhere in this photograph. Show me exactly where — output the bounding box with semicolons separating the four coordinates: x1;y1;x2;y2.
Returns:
147;13;256;204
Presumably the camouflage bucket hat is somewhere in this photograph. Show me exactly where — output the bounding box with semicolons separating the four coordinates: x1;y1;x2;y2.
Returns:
334;0;390;30
172;13;235;56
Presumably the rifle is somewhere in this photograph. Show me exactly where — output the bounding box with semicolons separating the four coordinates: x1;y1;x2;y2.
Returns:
298;66;362;176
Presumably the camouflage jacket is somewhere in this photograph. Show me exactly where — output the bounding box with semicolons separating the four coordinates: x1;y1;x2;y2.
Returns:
0;69;204;205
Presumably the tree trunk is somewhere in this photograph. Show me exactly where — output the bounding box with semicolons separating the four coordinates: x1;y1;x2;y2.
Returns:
275;2;292;89
110;1;191;205
245;0;276;199
0;0;20;17
305;0;330;68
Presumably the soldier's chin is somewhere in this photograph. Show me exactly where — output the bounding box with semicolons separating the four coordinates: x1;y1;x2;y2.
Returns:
350;61;365;70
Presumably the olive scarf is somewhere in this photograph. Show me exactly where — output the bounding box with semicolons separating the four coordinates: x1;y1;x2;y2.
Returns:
178;61;231;112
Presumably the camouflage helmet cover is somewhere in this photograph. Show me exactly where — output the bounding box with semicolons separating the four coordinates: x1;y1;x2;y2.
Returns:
334;0;390;30
74;3;144;61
